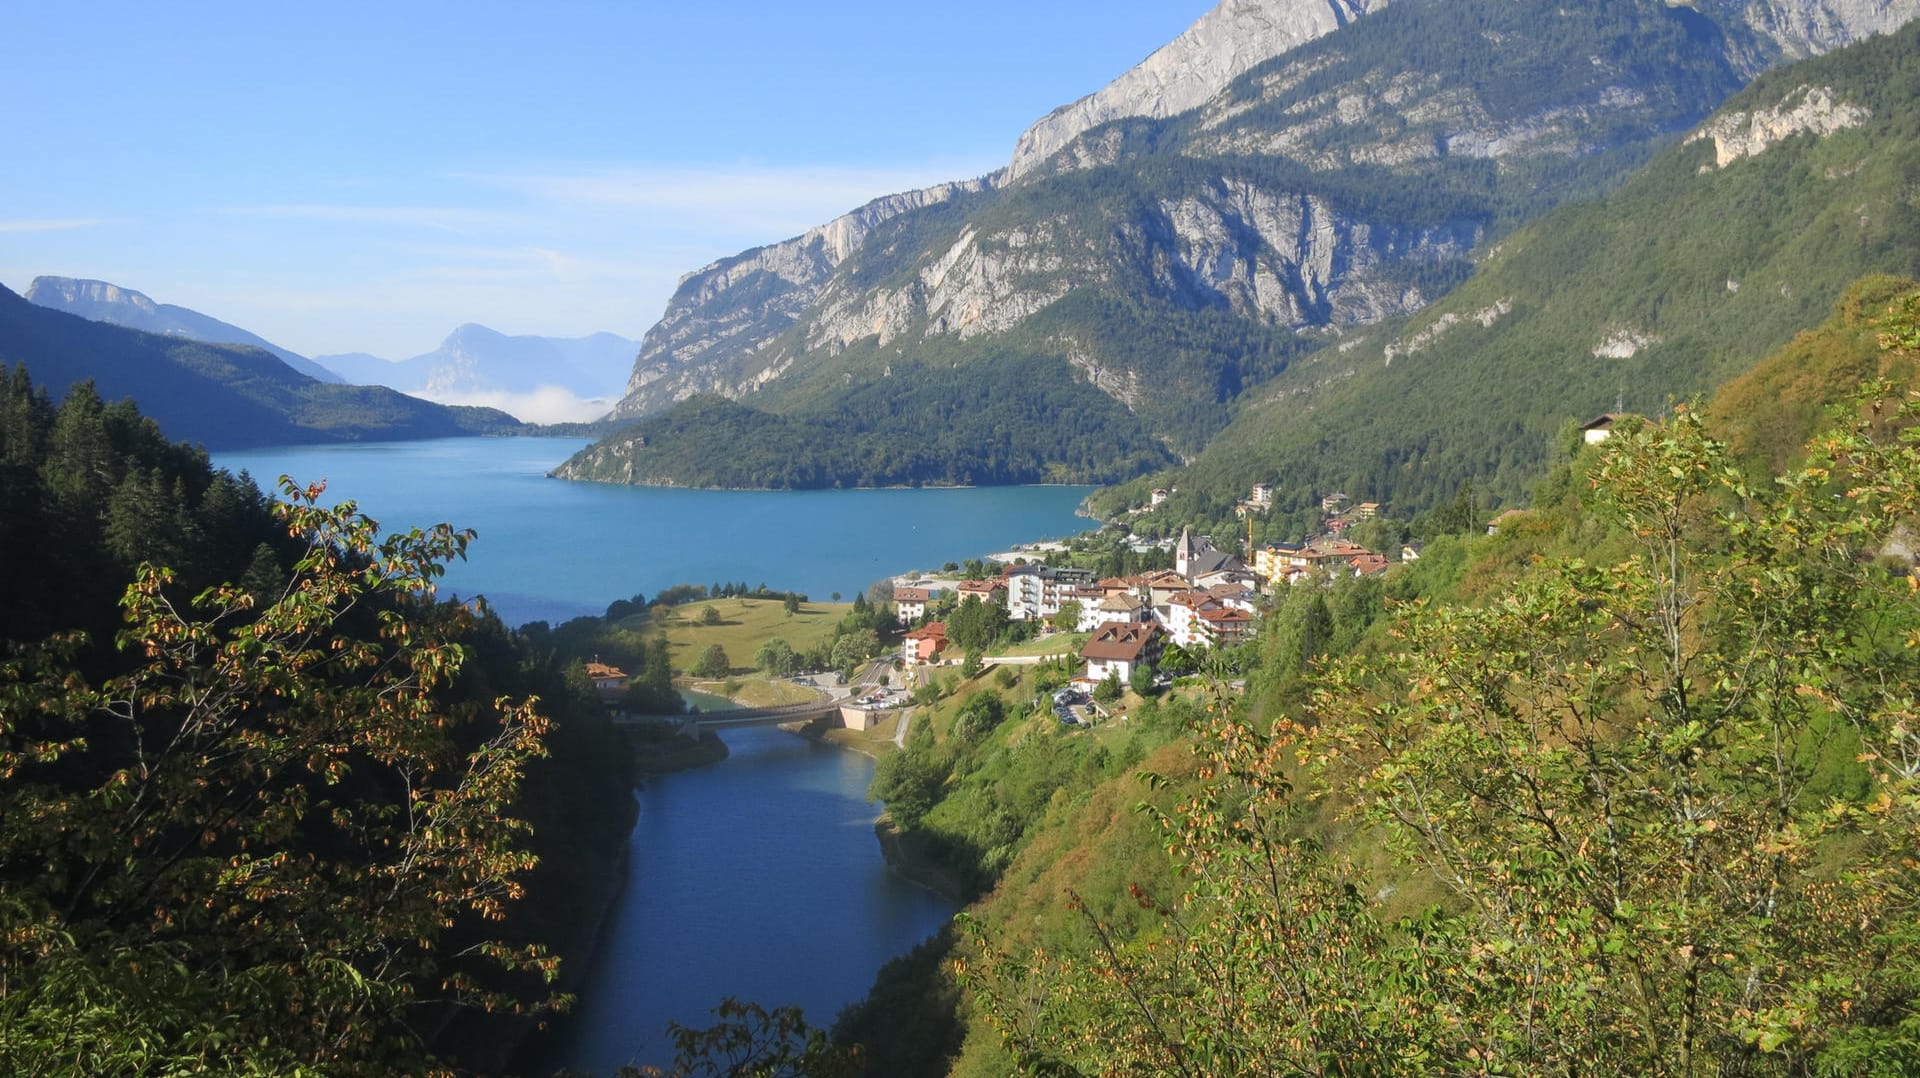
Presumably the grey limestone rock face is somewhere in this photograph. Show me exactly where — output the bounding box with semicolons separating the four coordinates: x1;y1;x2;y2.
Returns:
1005;0;1390;181
27;276;159;315
609;175;1000;419
1731;0;1920;61
1684;83;1872;168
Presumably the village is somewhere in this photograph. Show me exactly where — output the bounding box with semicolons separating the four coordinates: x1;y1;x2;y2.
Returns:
887;482;1427;703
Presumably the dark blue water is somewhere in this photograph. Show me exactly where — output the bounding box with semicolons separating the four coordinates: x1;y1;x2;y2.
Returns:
212;438;1094;627
545;727;954;1074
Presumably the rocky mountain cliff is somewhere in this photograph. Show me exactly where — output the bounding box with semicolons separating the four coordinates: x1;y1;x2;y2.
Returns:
25;276;343;383
1006;0;1389;181
608;176;998;420
582;0;1919;491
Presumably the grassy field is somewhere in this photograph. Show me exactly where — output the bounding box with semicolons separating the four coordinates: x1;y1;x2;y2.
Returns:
654;596;852;677
685;677;822;707
995;631;1088;657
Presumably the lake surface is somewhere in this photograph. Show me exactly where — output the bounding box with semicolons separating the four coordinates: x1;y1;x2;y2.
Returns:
212;438;1096;627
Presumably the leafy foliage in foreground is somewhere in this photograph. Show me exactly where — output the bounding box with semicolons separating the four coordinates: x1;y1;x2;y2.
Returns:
964;347;1920;1072
1;482;562;1074
0;377;635;1074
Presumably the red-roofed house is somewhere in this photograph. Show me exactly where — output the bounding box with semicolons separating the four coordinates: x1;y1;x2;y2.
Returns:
1349;553;1391;577
1079;592;1151;631
584;661;628;690
1161;591;1255;650
902;622;948;664
955;579;1006;605
1194;604;1254;647
584;661;630;704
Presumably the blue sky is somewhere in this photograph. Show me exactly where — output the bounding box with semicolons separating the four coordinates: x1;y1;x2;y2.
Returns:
1;1;1211;359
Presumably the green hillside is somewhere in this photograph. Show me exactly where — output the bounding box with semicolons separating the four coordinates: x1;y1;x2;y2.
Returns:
556;354;1178;488
822;283;1920;1077
0;284;524;449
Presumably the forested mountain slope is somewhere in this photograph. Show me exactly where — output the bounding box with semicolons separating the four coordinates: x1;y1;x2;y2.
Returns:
0;284;524;449
1124;19;1920;524
26;275;344;383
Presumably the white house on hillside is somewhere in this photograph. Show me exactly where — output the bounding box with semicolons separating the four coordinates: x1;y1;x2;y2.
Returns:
1081;621;1164;684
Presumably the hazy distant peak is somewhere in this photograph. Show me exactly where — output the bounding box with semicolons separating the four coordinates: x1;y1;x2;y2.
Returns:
315;322;638;424
27;276;161;314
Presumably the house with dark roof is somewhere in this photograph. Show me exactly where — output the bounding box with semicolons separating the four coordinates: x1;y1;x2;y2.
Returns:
1080;621;1164;684
1580;413;1643;444
892;585;936;625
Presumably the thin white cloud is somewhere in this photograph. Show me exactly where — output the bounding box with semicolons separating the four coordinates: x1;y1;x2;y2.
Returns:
0;217;120;233
217;203;519;233
467;160;1000;234
424;386;615;425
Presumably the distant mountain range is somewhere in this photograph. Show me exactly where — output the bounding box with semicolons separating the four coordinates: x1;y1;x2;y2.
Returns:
315;325;639;424
560;0;1920;494
24;276;638;425
0;284;524;449
26;277;345;384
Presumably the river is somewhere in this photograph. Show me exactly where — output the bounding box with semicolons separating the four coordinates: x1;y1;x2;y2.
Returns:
537;723;956;1073
208;437;1087;1072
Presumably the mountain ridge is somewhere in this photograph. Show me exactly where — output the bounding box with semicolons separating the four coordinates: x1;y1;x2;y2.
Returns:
25;276;344;384
1112;20;1920;529
318;323;638;423
0;284;523;449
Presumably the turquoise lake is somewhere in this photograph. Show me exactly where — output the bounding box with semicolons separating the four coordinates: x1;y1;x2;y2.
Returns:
207;436;1092;1071
212;437;1096;627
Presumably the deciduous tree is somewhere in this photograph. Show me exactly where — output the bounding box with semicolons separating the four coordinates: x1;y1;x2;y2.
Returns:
0;481;557;1075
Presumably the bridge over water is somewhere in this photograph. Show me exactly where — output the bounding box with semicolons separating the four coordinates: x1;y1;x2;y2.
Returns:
612;699;843;732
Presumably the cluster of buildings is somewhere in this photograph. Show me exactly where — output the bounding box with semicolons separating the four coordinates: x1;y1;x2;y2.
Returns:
887;474;1430;697
893;522;1393;689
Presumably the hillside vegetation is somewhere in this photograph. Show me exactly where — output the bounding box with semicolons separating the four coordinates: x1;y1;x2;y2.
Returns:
808;283;1920;1077
0;375;631;1074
